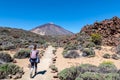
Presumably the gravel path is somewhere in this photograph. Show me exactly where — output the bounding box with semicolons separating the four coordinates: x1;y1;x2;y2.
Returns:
19;46;55;80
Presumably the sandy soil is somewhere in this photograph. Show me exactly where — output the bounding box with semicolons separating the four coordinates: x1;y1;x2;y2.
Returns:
55;46;120;72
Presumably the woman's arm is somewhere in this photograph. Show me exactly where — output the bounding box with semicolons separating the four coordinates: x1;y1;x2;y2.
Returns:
36;50;39;56
30;51;32;58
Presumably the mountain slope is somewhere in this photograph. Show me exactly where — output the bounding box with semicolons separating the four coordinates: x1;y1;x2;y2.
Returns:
81;16;120;46
0;27;46;49
57;16;120;47
31;23;74;36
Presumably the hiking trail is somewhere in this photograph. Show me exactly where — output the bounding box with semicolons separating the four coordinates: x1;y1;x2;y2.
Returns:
19;46;55;80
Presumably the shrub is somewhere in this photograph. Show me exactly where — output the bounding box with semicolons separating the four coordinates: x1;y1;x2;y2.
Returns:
58;67;77;80
77;37;84;43
95;45;102;50
91;33;102;45
85;42;96;48
77;45;84;51
64;50;80;58
79;72;103;80
82;48;95;57
58;63;120;80
112;54;119;60
98;61;117;73
14;49;30;59
77;32;90;43
0;63;24;79
103;54;111;59
1;42;16;50
0;52;13;63
49;65;58;72
75;77;83;80
64;44;78;50
62;50;68;56
58;64;99;80
78;64;98;73
3;45;16;50
104;73;120;80
52;43;58;48
58;68;70;80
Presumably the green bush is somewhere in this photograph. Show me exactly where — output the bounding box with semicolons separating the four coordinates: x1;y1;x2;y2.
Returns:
77;37;84;43
14;49;30;59
79;64;98;73
91;33;102;45
49;65;58;72
79;72;103;80
95;45;102;50
1;45;16;50
0;63;24;79
64;44;78;50
75;77;83;80
104;73;120;80
58;62;120;80
98;61;117;73
0;52;13;63
82;48;95;57
58;67;77;80
77;32;90;44
85;42;96;48
103;53;111;59
62;50;68;56
58;68;70;80
1;42;16;50
3;45;16;50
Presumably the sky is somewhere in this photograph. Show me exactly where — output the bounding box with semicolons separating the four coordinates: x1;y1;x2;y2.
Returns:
0;0;120;33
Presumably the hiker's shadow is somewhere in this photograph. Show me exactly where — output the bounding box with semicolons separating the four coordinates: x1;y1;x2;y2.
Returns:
32;70;47;78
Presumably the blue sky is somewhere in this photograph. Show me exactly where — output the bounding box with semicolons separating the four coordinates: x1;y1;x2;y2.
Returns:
0;0;120;33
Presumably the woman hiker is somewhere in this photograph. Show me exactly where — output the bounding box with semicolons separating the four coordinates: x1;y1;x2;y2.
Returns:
29;44;40;78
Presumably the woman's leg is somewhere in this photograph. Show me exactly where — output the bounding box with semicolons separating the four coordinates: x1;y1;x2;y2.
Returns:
35;62;37;74
30;62;34;78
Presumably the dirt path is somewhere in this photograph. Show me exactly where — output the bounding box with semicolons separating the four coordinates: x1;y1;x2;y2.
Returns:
18;46;55;80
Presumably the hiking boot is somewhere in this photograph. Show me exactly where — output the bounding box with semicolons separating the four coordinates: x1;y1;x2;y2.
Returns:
30;73;32;78
35;68;37;75
35;71;37;75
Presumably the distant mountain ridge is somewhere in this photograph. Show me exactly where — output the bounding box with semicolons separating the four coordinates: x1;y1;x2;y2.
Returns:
30;23;74;36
